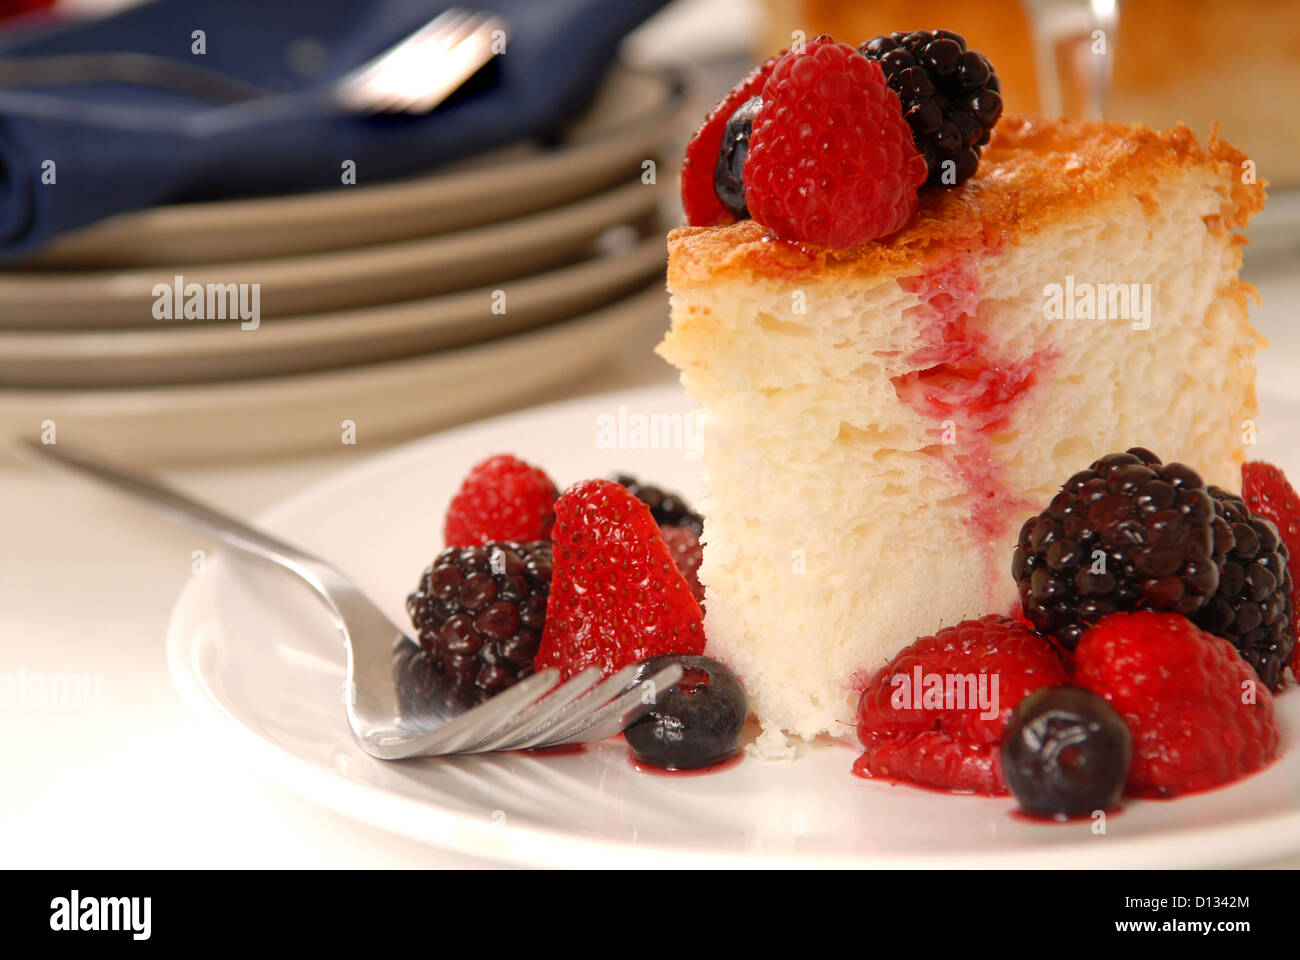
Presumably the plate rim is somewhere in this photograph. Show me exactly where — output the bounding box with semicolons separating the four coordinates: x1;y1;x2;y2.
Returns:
0;236;667;384
0;297;662;406
163;381;1300;869
0;285;668;464
0;178;664;326
164;618;1300;869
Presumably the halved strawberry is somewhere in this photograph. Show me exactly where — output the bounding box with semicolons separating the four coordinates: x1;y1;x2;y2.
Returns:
1241;461;1300;681
535;479;705;679
680;54;780;227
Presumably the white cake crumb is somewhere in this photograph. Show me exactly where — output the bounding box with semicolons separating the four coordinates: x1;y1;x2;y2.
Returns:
747;723;797;761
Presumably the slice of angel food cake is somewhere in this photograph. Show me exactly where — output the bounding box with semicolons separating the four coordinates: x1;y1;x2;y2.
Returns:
659;33;1266;756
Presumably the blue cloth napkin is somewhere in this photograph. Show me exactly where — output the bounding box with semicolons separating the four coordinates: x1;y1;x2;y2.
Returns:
0;0;670;260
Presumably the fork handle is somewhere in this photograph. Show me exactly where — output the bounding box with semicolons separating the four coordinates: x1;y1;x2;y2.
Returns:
16;438;330;579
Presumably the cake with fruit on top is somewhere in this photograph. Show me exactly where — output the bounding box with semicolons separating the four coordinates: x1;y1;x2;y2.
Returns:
657;32;1267;755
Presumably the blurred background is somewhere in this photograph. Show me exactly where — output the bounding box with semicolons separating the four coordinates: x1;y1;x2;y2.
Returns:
1;0;1298;867
0;0;1294;462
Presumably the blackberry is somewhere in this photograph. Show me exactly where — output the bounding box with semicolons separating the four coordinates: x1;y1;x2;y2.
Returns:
1012;448;1232;650
406;541;552;706
859;29;1002;188
610;474;704;538
714;95;761;220
1194;488;1295;689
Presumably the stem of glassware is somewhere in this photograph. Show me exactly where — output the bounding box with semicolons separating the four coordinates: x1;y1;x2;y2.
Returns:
1020;0;1120;120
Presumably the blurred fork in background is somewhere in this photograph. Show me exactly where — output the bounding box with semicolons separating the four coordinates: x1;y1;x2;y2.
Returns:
0;6;507;115
334;7;507;114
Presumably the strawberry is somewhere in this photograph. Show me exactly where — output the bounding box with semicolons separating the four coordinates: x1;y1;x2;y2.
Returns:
443;455;557;548
1241;461;1300;682
680;53;780;227
535;480;705;679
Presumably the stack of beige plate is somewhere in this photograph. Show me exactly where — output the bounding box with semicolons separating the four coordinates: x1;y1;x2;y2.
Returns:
0;64;683;463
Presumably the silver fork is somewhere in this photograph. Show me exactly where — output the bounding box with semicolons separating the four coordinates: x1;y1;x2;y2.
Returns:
0;7;506;117
333;7;507;114
17;439;682;759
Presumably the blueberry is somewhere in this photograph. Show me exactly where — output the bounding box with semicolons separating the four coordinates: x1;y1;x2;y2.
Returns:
625;655;747;770
713;96;761;221
1002;686;1131;819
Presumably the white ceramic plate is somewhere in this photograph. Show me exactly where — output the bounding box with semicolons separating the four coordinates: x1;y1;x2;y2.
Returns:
166;380;1300;868
0;179;663;328
0;285;667;464
19;64;684;268
0;234;666;386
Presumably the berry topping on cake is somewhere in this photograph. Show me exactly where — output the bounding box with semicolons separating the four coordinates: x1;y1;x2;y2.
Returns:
681;54;779;227
714;95;761;220
853;615;1068;795
680;30;1002;243
611;474;704;537
1072;612;1280;798
624;655;747;770
407;541;553;705
1001;685;1131;820
859;29;1002;187
444;454;558;548
661;525;706;606
1012;448;1230;650
1240;461;1300;681
1194;486;1294;689
534;479;705;680
744;37;928;247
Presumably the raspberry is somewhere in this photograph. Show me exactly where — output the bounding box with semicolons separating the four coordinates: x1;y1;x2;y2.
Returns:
1073;612;1280;798
853;615;1068;795
661;524;705;606
680;54;779;227
406;541;552;706
860;30;1002;187
443;454;557;548
1194;487;1294;689
610;474;704;537
534;480;705;680
1012;447;1231;650
744;37;927;247
1240;461;1300;681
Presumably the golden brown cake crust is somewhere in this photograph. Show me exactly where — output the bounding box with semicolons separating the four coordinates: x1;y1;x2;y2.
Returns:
667;115;1266;289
